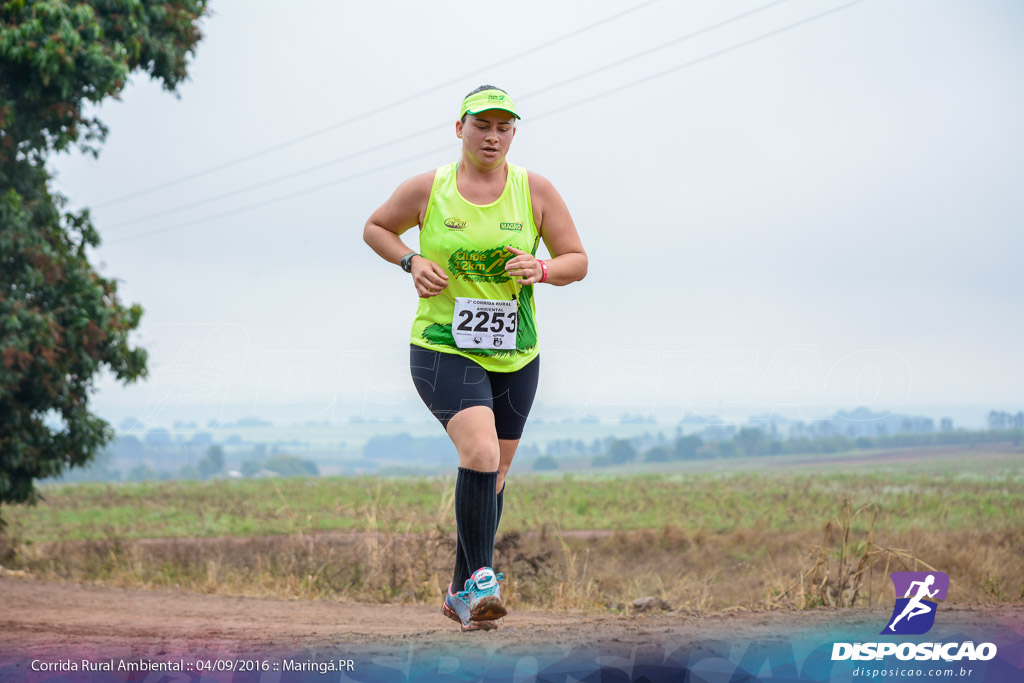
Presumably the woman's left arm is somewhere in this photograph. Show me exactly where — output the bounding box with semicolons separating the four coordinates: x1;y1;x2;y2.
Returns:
506;172;587;286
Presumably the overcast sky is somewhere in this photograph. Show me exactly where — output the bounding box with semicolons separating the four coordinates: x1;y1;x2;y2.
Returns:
49;0;1024;430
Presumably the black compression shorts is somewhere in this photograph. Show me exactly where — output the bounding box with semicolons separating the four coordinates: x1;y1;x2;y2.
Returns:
409;344;540;440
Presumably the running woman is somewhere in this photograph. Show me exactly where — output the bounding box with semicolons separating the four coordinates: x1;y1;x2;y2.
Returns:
363;86;587;631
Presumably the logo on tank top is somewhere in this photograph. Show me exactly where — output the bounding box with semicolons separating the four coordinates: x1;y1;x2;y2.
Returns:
444;217;467;230
448;247;511;283
499;221;523;231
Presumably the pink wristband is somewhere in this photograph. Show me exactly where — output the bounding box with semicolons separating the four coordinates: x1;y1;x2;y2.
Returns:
538;259;548;283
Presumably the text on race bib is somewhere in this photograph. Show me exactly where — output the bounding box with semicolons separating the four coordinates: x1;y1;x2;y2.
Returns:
452;297;517;350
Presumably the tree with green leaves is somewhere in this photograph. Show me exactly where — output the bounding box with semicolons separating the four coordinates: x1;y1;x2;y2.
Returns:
607;438;636;465
672;434;702;460
733;426;766;457
197;443;223;478
0;0;210;528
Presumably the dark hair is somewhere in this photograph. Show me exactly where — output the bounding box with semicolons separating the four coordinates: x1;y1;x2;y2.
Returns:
460;85;508;123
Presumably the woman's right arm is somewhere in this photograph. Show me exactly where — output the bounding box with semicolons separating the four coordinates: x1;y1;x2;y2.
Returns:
363;172;449;298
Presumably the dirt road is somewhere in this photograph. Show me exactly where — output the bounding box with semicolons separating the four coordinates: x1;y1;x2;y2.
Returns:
2;576;1022;681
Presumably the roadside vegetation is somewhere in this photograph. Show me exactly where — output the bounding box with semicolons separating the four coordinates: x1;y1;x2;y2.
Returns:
1;445;1021;614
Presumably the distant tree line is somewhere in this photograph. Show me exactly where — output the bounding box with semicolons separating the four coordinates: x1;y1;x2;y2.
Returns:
987;411;1024;430
49;411;1024;481
52;444;319;483
584;427;1024;468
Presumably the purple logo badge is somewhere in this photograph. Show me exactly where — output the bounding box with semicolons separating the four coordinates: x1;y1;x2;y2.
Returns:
881;571;949;635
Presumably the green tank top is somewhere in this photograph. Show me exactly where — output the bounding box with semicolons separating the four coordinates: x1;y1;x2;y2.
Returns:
410;161;540;372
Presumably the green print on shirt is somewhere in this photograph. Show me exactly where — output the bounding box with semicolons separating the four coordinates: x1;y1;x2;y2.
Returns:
517;284;537;349
448;247;512;283
420;324;522;358
420;286;537;355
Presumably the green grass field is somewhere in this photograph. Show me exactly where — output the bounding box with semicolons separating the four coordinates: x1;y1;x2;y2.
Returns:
2;444;1021;612
5;445;1021;542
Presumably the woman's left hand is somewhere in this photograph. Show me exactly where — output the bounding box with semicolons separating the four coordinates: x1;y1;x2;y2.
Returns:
504;246;542;285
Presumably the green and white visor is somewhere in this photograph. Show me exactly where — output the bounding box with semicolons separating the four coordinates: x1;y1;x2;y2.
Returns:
460;89;520;120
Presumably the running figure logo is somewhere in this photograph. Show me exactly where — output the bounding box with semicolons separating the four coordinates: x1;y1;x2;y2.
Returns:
882;572;949;635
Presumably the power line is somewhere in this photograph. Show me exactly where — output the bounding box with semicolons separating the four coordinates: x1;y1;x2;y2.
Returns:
102;122;449;229
91;0;661;209
105;145;451;245
105;0;869;246
529;0;869;124
524;0;791;101
104;0;791;232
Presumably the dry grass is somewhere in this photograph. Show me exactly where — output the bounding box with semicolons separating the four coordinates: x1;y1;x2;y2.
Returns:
4;461;1021;613
768;499;877;609
5;515;1022;614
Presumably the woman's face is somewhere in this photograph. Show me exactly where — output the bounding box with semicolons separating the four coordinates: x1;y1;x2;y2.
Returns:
456;110;517;168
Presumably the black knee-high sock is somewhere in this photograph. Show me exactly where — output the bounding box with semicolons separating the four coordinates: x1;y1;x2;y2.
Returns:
452;467;498;591
454;481;506;591
496;482;505;533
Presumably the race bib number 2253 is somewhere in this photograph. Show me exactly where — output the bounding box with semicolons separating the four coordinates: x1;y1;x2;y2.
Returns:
452;297;517;350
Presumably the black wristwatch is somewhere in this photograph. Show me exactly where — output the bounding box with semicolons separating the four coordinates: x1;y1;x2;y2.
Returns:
400;252;419;273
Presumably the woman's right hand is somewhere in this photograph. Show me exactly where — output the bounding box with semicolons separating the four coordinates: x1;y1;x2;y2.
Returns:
411;256;449;298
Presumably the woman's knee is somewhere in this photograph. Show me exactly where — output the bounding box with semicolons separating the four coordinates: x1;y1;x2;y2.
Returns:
457;440;500;471
447;406;499;471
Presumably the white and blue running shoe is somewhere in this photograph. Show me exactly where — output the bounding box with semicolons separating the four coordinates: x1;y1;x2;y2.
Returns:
442;583;496;631
465;567;506;622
